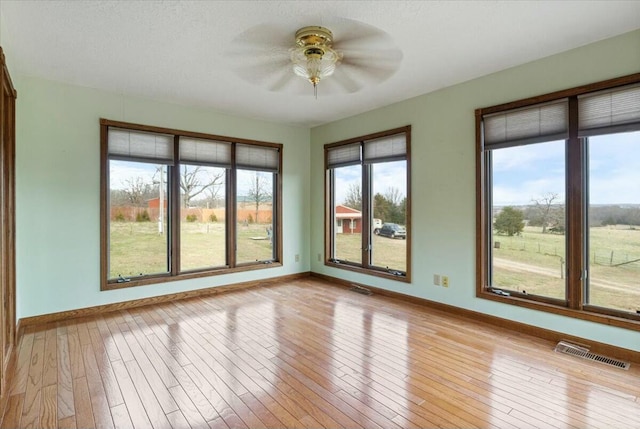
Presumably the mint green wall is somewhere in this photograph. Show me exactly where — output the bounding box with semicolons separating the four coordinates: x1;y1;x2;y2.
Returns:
10;29;640;351
15;77;310;319
310;30;640;352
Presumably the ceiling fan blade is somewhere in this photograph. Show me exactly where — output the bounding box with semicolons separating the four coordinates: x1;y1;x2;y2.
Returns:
337;61;396;87
232;23;291;50
341;57;398;75
334;26;393;50
268;67;295;92
232;57;291;88
341;48;403;64
330;68;362;93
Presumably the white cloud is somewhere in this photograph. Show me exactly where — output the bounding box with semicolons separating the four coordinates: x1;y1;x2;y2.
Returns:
492;131;640;206
109;161;159;190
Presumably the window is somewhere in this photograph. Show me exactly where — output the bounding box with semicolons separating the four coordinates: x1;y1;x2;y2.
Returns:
325;126;411;280
101;119;282;290
477;74;640;329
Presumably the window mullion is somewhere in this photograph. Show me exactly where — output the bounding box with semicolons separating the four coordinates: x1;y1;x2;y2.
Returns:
228;148;237;268
170;136;180;276
566;97;584;310
484;151;493;289
326;169;335;263
362;162;372;267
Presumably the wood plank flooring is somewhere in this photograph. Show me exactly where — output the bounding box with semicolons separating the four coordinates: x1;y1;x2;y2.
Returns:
2;278;639;428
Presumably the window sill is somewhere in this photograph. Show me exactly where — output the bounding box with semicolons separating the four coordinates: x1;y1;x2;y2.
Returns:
102;261;283;291
325;261;411;283
477;288;640;332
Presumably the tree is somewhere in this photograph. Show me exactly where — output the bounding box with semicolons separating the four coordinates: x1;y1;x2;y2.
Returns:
373;193;391;221
179;165;224;208
530;192;561;234
246;171;272;223
121;176;155;206
398;197;407;224
494;206;524;236
343;183;362;210
384;187;404;223
373;188;406;224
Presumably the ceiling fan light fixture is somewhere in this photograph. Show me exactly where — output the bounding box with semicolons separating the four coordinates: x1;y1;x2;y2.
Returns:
290;26;342;96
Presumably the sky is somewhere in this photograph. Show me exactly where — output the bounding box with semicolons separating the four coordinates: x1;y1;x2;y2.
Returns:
333;160;407;207
110;161;268;198
492;131;640;207
111;131;637;208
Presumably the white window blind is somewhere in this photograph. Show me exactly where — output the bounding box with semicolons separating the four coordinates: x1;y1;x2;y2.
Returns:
108;128;174;163
179;137;231;168
327;143;361;168
236;144;279;172
364;133;406;163
483;99;569;149
578;83;640;137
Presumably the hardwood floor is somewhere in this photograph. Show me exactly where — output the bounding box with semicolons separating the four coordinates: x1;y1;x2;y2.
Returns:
2;277;639;428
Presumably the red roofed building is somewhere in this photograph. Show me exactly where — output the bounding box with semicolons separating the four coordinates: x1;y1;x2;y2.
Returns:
335;205;362;234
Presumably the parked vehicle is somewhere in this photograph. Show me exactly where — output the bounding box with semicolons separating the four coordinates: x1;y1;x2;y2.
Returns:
378;223;406;239
373;218;382;234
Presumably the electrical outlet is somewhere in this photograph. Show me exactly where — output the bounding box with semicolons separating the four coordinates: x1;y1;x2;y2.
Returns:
295;254;299;262
433;274;441;286
442;276;449;287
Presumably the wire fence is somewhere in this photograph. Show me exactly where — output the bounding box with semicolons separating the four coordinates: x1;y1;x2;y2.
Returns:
592;250;640;267
495;239;640;267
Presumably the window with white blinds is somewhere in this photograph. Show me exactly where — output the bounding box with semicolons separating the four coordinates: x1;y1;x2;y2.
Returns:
364;133;407;163
476;73;640;329
179;137;231;168
101;119;283;290
236;144;280;172
578;83;640;137
108;128;174;163
324;126;411;281
482;99;569;149
327;132;408;168
327;143;361;168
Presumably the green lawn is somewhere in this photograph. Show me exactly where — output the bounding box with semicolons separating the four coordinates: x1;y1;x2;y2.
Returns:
109;222;638;313
109;221;273;278
335;233;407;272
492;225;640;312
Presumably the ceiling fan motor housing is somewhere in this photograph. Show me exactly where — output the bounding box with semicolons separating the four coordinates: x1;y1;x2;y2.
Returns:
291;26;341;89
295;26;334;49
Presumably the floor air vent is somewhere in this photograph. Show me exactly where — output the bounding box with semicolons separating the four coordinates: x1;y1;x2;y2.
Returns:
349;285;372;296
554;341;630;370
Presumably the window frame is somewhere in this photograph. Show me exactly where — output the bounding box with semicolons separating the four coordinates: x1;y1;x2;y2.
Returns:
100;119;282;290
476;73;640;331
324;126;411;282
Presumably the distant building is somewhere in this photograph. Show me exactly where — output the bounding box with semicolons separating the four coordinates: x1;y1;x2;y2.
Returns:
147;197;168;209
335;205;362;234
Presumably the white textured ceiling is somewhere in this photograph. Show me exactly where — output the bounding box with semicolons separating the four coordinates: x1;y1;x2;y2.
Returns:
1;1;639;127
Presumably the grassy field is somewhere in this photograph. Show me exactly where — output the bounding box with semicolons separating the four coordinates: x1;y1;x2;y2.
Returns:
493;225;639;312
335;233;407;272
110;222;637;313
109;221;273;278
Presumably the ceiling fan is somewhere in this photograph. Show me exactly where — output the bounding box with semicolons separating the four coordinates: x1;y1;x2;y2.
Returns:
227;18;403;96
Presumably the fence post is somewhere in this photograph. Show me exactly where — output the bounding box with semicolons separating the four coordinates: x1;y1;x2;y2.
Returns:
560;257;564;279
610;250;614;266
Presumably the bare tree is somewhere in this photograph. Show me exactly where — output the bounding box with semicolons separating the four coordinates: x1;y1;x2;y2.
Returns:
205;184;223;208
531;192;561;233
384;187;403;206
246;171;272;223
180;165;224;208
122;176;153;206
343;183;362;209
